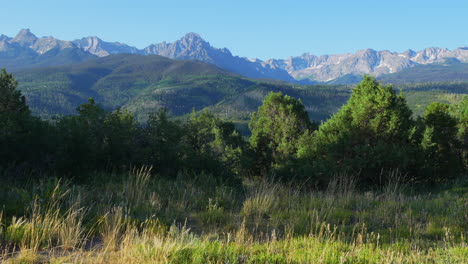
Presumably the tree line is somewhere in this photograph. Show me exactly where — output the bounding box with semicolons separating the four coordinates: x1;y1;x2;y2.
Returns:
1;69;466;186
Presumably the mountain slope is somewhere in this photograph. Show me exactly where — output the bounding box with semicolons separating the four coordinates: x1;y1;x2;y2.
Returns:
15;54;350;121
16;54;233;117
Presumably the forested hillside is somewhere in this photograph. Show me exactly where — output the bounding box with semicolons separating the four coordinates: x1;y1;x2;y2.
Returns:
13;54;468;126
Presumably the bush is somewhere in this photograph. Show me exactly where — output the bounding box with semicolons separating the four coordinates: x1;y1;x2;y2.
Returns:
297;76;418;185
249;92;316;177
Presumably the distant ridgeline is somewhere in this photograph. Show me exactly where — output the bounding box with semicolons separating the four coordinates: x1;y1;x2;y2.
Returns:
2;29;468;84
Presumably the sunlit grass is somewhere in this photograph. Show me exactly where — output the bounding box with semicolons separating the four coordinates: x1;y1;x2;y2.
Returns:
0;168;466;263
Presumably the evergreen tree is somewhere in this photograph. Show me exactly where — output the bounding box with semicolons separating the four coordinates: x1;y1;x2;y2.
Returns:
0;69;52;177
142;109;185;175
298;76;417;185
185;110;247;177
449;96;468;171
249;92;315;176
0;69;30;115
420;102;461;180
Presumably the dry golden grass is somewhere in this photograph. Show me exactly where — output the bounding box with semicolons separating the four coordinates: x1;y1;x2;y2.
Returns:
0;169;467;263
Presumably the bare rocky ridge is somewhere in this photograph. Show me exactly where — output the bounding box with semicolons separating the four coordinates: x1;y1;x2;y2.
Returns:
263;48;468;82
73;36;141;57
9;29;75;54
1;29;468;83
142;32;295;82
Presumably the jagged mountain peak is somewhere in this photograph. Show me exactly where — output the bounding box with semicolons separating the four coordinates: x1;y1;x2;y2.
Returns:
177;32;209;49
0;34;10;42
12;28;38;46
16;28;34;36
356;48;378;57
73;36;140;57
81;36;104;43
402;49;416;57
181;32;203;40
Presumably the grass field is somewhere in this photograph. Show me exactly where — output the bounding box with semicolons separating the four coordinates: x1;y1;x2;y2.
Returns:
0;168;467;263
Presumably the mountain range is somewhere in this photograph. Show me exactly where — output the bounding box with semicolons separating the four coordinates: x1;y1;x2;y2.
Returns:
2;29;468;83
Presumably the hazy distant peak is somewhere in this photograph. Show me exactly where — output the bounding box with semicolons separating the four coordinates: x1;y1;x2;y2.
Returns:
16;28;34;36
402;49;416;57
179;32;208;47
181;32;204;41
12;28;38;47
0;34;10;42
73;36;140;57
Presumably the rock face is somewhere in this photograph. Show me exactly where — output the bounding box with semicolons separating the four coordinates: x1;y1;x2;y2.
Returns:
0;29;95;71
73;36;141;57
8;29;75;54
11;29;38;47
143;33;295;82
263;48;468;82
1;29;468;82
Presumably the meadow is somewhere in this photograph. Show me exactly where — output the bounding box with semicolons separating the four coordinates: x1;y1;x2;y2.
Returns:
0;168;466;263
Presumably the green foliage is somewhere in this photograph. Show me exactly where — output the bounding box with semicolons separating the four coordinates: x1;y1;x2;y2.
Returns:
449;96;468;170
140;109;185;175
298;76;418;184
46;99;248;180
0;69;55;178
0;69;29;114
396;82;468;117
54;98;141;176
184;110;248;177
249;92;315;176
420;102;462;180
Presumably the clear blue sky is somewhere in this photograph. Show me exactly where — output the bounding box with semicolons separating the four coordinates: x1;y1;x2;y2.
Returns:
2;0;467;60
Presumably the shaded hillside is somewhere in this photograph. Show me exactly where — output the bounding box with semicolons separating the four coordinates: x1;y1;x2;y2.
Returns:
0;47;96;72
16;54;236;117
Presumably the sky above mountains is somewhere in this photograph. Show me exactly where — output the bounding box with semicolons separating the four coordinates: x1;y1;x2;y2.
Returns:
3;0;468;60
